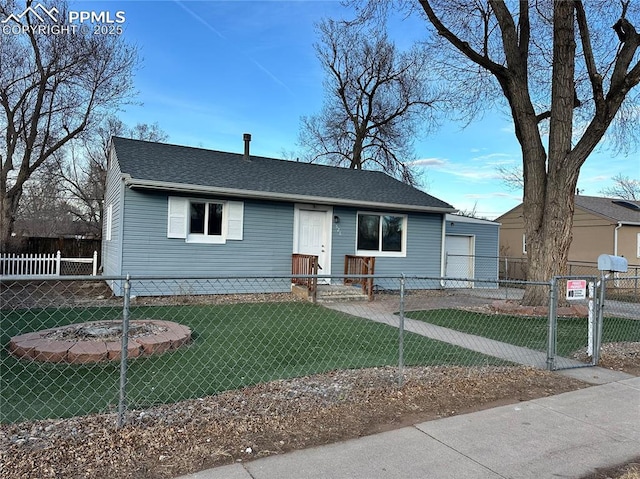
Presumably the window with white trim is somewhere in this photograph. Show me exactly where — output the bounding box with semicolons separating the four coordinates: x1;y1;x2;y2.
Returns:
356;212;406;256
637;232;640;258
167;197;243;243
522;234;527;254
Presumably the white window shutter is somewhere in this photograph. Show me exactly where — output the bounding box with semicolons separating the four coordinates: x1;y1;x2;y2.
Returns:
167;197;188;239
227;201;244;240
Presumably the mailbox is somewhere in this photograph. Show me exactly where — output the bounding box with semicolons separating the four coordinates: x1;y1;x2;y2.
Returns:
597;254;628;273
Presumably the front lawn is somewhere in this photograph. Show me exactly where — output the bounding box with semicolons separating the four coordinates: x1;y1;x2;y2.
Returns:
1;302;507;423
405;309;640;357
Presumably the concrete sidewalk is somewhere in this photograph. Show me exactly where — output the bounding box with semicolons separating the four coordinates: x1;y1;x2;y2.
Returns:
179;376;639;479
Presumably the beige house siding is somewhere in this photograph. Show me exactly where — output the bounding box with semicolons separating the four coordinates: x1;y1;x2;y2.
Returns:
497;200;640;267
618;225;640;261
497;204;525;258
570;222;614;262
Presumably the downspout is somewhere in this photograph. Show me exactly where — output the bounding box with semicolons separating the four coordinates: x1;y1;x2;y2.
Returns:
440;215;447;288
614;222;622;256
613;221;623;287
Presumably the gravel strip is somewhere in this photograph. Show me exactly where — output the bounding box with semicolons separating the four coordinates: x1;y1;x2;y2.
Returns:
1;365;589;479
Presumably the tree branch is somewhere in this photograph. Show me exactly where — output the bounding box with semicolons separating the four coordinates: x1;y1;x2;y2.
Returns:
418;0;507;77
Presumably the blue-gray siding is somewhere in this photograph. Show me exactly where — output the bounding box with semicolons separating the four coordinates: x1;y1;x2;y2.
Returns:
103;172;449;295
331;206;444;290
119;190;293;295
101;151;125;282
445;218;499;283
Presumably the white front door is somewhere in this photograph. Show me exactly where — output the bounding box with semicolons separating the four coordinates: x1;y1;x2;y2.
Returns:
296;209;330;275
445;235;474;288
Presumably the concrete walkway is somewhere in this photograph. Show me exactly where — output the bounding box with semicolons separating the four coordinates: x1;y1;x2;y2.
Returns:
179;376;640;479
325;302;634;385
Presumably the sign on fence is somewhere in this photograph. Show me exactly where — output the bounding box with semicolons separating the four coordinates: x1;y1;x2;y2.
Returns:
566;279;587;300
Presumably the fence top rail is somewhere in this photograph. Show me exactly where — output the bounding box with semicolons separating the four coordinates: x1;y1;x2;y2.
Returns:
1;273;397;282
1;274;547;286
552;275;600;281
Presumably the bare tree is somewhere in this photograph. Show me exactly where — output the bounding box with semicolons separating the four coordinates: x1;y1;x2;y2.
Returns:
356;1;640;304
13;160;79;238
600;173;640;200
0;0;138;251
495;164;524;192
298;19;439;185
58;118;168;237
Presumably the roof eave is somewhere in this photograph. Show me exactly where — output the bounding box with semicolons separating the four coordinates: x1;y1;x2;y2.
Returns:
123;178;457;214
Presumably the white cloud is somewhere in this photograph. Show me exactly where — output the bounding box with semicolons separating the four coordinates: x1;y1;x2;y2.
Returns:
464;192;519;200
408;157;448;168
470;152;514;163
438;166;504;181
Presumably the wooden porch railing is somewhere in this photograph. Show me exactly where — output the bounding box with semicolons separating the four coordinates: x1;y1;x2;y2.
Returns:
292;254;319;302
344;255;376;301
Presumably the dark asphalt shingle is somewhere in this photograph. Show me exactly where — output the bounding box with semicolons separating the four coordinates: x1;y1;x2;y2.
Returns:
112;137;455;211
575;195;640;223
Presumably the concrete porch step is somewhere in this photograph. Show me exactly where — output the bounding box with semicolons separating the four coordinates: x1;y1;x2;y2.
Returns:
316;285;369;302
291;284;370;302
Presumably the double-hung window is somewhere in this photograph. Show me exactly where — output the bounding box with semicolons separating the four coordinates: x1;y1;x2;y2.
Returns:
189;202;223;238
167;196;243;243
356;212;406;256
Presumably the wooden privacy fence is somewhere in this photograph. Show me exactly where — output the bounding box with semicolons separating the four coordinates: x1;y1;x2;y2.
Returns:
0;251;98;277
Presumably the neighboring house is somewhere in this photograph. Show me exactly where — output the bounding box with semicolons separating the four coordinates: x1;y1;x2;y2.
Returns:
102;136;457;295
497;195;640;270
444;214;500;287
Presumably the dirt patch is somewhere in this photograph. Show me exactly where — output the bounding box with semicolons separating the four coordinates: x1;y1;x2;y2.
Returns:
574;342;640;376
1;365;591;479
581;461;640;479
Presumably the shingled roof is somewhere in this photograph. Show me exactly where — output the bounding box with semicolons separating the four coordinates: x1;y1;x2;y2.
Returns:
575;195;640;224
111;137;455;213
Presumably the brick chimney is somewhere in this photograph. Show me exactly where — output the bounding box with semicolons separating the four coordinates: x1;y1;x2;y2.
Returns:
243;133;251;161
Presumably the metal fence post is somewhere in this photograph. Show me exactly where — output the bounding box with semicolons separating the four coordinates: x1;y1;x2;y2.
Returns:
397;274;406;386
92;251;98;276
546;277;558;371
593;272;607;365
117;275;132;428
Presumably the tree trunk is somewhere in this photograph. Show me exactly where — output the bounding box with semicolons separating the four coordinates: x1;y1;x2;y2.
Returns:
520;1;578;306
521;175;578;305
0;189;20;253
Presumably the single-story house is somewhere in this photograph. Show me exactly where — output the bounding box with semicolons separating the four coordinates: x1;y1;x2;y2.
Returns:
497;195;640;274
102;135;463;295
444;214;500;287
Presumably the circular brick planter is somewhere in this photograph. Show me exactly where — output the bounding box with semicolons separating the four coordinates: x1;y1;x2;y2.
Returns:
8;320;191;364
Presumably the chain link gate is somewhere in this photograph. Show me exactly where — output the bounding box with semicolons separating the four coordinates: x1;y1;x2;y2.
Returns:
547;276;602;371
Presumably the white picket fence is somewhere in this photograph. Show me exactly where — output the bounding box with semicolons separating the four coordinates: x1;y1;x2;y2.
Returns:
0;251;98;277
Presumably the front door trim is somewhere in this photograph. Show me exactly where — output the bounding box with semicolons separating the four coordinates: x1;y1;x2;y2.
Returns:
293;204;333;277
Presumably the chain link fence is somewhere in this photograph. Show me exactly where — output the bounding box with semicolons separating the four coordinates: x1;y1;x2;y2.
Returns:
1;273;638;425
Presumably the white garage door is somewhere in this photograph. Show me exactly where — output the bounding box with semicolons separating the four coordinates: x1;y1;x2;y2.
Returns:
445;235;474;288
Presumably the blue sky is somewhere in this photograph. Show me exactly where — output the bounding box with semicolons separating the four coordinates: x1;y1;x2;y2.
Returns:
75;0;638;219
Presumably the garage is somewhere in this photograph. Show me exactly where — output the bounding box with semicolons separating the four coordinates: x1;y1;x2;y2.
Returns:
444;214;500;288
